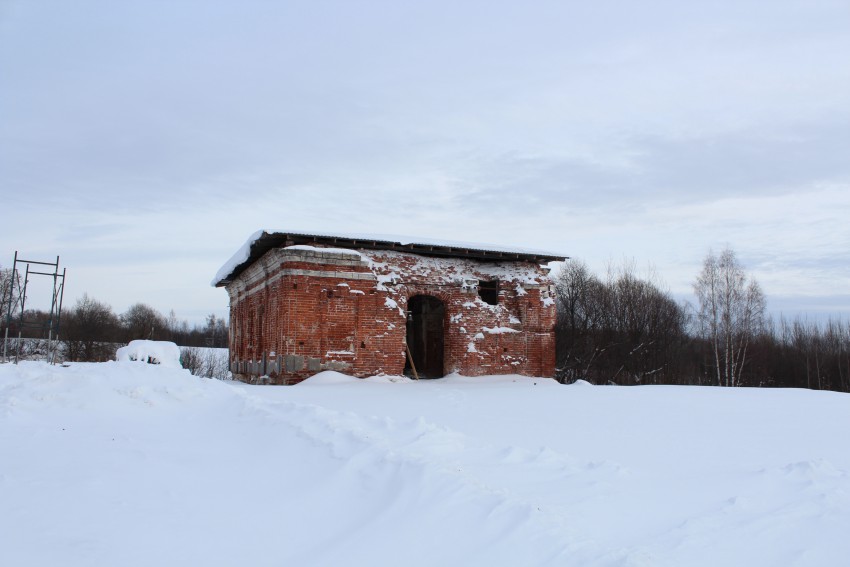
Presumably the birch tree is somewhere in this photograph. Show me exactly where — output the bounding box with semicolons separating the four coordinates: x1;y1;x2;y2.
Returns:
694;248;766;386
1;265;21;322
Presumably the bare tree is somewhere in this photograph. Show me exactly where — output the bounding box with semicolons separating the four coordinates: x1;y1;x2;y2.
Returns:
121;303;167;341
694;248;766;387
553;260;607;382
1;265;22;323
179;346;231;380
603;263;689;385
1;266;24;360
554;259;688;385
204;313;227;348
63;294;121;361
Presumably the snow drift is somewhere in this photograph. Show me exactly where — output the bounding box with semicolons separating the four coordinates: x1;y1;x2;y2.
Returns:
115;340;182;368
1;362;849;566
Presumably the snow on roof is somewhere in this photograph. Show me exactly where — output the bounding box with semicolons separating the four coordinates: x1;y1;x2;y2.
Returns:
213;229;568;287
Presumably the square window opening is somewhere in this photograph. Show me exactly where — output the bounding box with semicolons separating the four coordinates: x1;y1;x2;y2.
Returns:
478;280;500;305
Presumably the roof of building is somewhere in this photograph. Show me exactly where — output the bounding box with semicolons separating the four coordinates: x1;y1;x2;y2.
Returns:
213;230;568;287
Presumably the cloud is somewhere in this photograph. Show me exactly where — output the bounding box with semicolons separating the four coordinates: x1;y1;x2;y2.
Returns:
1;0;849;322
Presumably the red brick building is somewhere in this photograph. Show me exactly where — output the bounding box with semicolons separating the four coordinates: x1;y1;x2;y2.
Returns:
213;231;565;384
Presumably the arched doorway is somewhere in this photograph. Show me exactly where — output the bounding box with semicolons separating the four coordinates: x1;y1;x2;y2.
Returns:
405;295;445;378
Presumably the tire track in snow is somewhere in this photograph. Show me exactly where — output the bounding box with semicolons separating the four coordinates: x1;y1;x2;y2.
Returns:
232;388;629;566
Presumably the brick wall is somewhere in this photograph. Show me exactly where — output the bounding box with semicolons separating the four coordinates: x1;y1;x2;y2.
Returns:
226;246;556;384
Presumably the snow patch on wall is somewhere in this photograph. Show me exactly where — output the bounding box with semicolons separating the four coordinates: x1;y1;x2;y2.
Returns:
360;249;548;287
483;327;520;335
385;297;404;316
375;273;401;291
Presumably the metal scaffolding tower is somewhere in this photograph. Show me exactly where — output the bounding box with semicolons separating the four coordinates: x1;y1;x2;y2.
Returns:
1;252;67;364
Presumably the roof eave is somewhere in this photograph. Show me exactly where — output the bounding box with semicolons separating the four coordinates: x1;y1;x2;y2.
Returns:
214;231;568;287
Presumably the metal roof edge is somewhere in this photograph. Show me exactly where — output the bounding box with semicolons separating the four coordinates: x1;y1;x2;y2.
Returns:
214;230;568;287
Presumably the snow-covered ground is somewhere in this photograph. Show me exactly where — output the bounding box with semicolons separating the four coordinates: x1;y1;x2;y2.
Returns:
1;362;849;566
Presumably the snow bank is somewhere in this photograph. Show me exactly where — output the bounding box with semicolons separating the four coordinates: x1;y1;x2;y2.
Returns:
2;362;850;567
296;372;428;386
438;372;560;386
296;370;360;385
363;374;414;384
0;361;220;416
115;340;182;368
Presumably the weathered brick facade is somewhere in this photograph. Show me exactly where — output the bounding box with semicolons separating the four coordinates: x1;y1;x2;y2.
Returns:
216;233;562;384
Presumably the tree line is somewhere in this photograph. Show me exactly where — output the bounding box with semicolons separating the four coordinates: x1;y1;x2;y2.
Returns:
1;274;227;362
554;248;850;393
5;253;849;392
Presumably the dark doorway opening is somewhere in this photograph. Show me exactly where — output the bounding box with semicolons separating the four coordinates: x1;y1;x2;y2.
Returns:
405;295;445;378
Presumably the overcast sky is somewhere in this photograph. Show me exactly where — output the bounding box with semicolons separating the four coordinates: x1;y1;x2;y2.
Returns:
2;0;849;324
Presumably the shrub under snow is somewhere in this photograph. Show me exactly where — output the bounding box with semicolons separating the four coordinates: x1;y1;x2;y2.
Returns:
115;340;182;368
